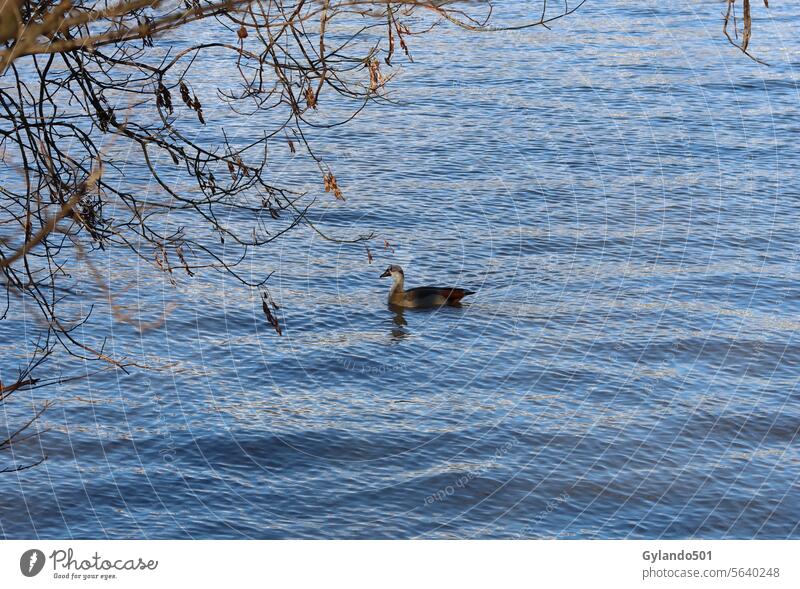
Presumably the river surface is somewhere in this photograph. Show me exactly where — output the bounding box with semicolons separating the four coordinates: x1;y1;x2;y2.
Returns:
1;1;799;538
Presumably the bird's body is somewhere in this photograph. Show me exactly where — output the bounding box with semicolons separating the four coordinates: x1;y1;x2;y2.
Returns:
380;265;474;308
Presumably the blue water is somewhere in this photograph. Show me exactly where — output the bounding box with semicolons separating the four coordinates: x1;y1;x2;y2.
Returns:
2;1;799;538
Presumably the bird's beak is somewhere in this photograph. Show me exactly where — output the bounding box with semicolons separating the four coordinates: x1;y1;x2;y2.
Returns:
380;268;391;278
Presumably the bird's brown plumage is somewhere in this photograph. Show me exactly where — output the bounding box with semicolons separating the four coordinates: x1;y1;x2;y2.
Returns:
381;265;475;308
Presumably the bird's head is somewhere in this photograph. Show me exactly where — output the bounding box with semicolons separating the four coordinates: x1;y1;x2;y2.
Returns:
379;265;404;279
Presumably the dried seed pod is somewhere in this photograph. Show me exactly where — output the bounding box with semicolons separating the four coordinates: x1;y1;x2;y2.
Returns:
156;82;173;114
260;290;282;336
179;81;192;107
193;96;205;124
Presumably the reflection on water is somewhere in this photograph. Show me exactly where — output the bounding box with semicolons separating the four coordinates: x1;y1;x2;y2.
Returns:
389;306;409;338
2;1;800;538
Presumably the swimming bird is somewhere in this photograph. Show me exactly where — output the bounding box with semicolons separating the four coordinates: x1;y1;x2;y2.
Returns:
379;265;475;308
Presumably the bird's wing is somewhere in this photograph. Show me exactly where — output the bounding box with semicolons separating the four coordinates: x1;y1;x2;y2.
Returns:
405;287;475;302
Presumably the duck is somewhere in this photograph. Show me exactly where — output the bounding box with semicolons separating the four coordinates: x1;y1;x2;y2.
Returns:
379;265;475;308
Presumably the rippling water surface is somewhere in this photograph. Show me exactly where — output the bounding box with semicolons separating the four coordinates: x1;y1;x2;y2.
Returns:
2;2;800;538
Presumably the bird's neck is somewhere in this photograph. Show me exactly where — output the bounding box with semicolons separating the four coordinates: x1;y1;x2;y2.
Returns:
389;274;404;299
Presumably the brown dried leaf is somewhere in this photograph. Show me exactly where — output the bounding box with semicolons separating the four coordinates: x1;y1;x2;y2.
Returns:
236;155;249;177
323;172;345;201
305;86;317;109
368;59;382;92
